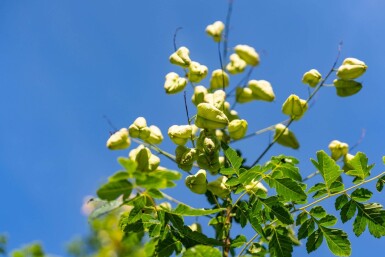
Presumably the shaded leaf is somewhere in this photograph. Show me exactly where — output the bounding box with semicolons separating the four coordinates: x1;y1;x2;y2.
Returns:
296;212;308;226
320;226;351;257
162;203;225;216
231;235;247;248
354;202;385;237
376;175;385;192
330;181;344;194
307;183;326;194
310;206;326;219
118;157;137;173
268;226;293;257
146;188;164;199
96;180;132;201
108;170;130;182
260;197;294;225
319;215;338;227
351;188;372;202
340;200;357;223
306;229;323;253
335;194;349;210
298;219;315;240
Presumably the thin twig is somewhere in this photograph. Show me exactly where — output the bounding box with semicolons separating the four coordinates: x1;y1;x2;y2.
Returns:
217;42;226;93
350;128;366;151
184;91;196;147
223;0;234;61
173;27;183;52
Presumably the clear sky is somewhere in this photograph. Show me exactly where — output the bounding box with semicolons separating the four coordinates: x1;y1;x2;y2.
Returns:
1;0;385;256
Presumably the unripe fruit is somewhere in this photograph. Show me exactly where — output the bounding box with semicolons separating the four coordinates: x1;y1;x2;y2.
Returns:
175;146;197;172
236;87;254;103
196;130;220;155
185;169;207;194
128;117;151;140
302;69;322;87
206;21;225;42
245;179;268;196
168;125;192;146
234;44;260;66
204;90;226;110
337;58;367;80
248;80;275;102
333;79;362;97
169;46;191;68
129;145;160;172
228;119;248;140
210;69;230;90
226;53;247;74
282;94;308;121
145;125;163;145
274;124;299;149
188;61;208;83
191;85;208;106
207;176;231;198
106;128;131;150
164;72;188;94
195;103;229;129
328;140;349;161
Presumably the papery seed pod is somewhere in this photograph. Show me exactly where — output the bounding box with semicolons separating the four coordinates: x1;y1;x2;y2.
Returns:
205;21;225;42
226;53;247;74
196;130;220;155
328;140;349;161
236;87;254;103
191;85;208;106
204;90;226;109
185;169;207;194
248;80;275;102
189;223;202;233
164;72;188;94
245;179;268;196
129;117;151;140
343;153;355;172
195;103;229;129
333;79;362;97
169;46;191;68
175;146;197;172
282;94;308;121
228;119;248;140
168;125;192;146
337;58;367;80
106;128;131;150
302;69;322;88
188;61;208;83
129;145;159;171
148;154;161;171
210;69;230;90
207;176;231;198
215;129;230;143
223;101;239;121
197;152;221;174
158;202;172;210
274;124;299;149
145;125;163;145
234;44;260;66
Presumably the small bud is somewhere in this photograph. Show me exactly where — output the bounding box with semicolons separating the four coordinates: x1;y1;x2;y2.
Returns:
106;128;131;150
337;58;367;80
236;87;254;103
188;61;208;83
228;119;248;140
205;21;225;42
333;79;362;97
248;80;275;102
164;72;188;94
129;117;151;140
234;45;260;66
226;53;247;74
245;179;268;196
282;94;308;120
207;176;231;198
210;69;230;90
223;101;239;121
175;146;197;172
302;69;322;87
145;125;163;145
328;140;349;161
191;85;208;106
196;130;220;155
168;125;192;146
185;169;207;194
129;145;160;171
204;90;226;110
274;124;299;149
169;46;191;68
197;152;221;174
195;103;229;129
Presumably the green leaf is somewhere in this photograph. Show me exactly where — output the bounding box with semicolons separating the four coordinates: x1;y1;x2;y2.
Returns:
182;245;221;257
96;180;133;201
311;151;342;191
267;177;307;203
351;188;373;202
345;152;374;182
220;167;237;176
354;202;385;237
298;219;315;240
231;235;247;248
136;169;181;189
376;175;385;192
118;157;137;173
222;143;243;171
319;215;338;227
238;165;263;185
340;200;357;223
312;189;328;199
296;212;308;226
307;183;326;193
329;181;345;194
320;226;351;257
260;197;294;225
162;203;225;216
306;229;323;253
235;201;248;228
268;226;294;257
88;198;123;220
248;204;266;239
146;188;164;199
310;206;327;219
269;156;302;181
108;170;130;182
335;195;349;210
157;232;180;257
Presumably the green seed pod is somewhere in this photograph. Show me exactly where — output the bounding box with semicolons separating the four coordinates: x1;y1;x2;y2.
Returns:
282;94;308;121
175;146;197;172
333;79;362;97
145;125;163;145
236;87;254;103
210;69;230;90
164;72;188;94
343;153;355;172
223;101;239;121
274;124;299;149
169;46;191;68
226;53;247;74
204;90;226;110
185;169;207;194
328;140;349;161
159;202;172;210
228;119;248;140
189;223;202;233
337;58;367;80
302;69;322;87
207;176;231;198
129;145;159;171
245;179;268;196
197;152;221;174
191;85;208;106
205;21;225;42
215;129;230;143
106;128;131;150
188;61;208;83
128;117;151;140
168;125;192;146
196;130;220;155
195;103;229;129
248;80;275;102
234;44;260;66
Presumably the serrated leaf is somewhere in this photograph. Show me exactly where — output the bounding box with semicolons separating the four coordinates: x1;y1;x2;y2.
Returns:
306;229;323;253
220;167;237;176
376;175;385;192
353;214;367;236
235;201;248;228
267;177;307;203
182;245;221;257
320;226;351;257
312;189;328;199
298;219;315;240
307;183;326;193
310;206;327;219
269;156;302;181
260;197;294;225
296;212;308;226
146;188;164;199
351;188;373;202
346;152;374;182
268;226;294;257
162;203;225;216
330;181;344;194
231;235;247;248
96;180;133;201
311;151;342;191
118;157;137;173
88;198;123;220
222;143;243;171
354;202;385;238
238;165;263;185
157;232;179;257
319;215;338;227
335;195;349;210
340;200;357;223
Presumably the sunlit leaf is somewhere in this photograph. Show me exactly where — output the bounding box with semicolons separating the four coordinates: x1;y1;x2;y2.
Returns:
320;226;351;257
311;151;342;191
268;226;293;257
310;206;327;219
351;188;372;202
345;152;374;183
298;219;315;240
162;203;225;216
222;143;243;171
96;180;132;201
267;177;307;203
306;229;323;253
182;245;221;257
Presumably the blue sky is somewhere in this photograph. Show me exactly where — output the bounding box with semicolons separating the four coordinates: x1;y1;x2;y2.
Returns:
1;0;385;256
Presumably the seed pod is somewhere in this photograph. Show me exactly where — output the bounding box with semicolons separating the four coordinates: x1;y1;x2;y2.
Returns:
145;125;163;145
191;85;208;106
245;179;268;196
337;58;367;80
236;87;254;103
204;90;226;110
169;46;191;68
185;169;207;194
197;152;221;174
205;21;225;42
282;94;308;121
226;53;247;74
333;79;362;97
168;125;192;146
175;146;197;172
164;72;188;94
128;117;151;140
195;103;229;129
223;101;239;121
215;129;230;143
210;69;230;90
106;128;131;150
328;140;349;161
248;80;275;102
196;130;220;155
228;119;248;140
302;69;322;87
207;176;231;198
274;124;299;149
129;145;160;171
343;153;355;172
234;44;260;66
188;61;208;83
